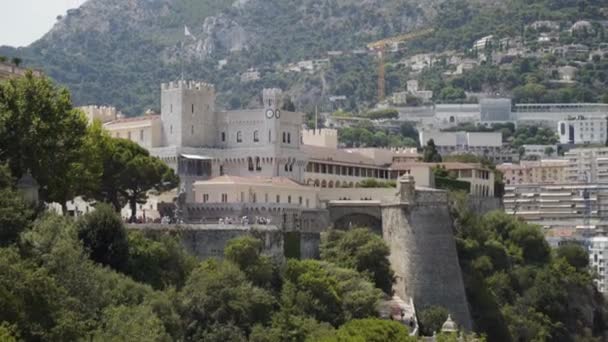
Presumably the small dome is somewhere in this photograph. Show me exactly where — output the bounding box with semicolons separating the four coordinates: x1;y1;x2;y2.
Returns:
441;314;458;333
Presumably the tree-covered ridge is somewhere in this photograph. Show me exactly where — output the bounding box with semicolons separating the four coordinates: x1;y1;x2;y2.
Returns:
450;192;608;341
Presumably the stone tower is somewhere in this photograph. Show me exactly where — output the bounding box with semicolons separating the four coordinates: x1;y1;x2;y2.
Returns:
382;177;472;330
160;80;216;148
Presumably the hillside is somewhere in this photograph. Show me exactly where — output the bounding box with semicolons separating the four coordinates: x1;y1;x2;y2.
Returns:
1;0;607;116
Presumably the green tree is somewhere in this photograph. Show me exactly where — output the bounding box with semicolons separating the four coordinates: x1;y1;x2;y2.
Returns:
10;58;22;67
92;305;171;342
556;244;589;271
0;73;89;210
0;165;33;246
224;236;275;288
320;228;394;294
423;139;443;162
77;204;130;271
126;231;197;290
333;318;414;342
96;138;178;219
418;305;449;336
180;259;275;338
282;259;382;327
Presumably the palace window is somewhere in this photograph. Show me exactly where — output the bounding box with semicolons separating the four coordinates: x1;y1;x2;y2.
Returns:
203;194;209;203
276;195;281;203
248;157;254;171
288;196;292;204
269;130;272;142
287;133;291;144
255;157;261;171
139;129;144;141
221;193;228;203
254;130;259;142
237;131;243;143
192;104;194;113
191;125;194;135
221;132;226;142
282;132;286;143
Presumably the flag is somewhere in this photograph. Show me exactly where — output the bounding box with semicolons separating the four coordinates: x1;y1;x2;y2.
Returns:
184;26;195;39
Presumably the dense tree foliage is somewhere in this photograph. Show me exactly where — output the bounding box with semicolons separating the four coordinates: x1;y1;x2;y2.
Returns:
95;138;178;220
320;228;394;294
423;139;443;162
0;165;33;246
0;73;90;208
452;198;608;342
418;305;449;336
338;121;419;148
77;204;130;271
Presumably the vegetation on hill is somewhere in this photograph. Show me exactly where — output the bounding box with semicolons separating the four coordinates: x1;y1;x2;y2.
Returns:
1;0;606;115
450;192;608;341
338;121;419;148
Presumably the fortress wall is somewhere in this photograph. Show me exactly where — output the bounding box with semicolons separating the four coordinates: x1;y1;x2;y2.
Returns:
128;224;284;261
382;201;472;330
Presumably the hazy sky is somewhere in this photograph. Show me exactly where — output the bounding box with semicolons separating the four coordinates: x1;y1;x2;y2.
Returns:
0;0;84;47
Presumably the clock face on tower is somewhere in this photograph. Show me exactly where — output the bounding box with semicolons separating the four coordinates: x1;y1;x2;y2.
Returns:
275;109;281;119
265;108;274;119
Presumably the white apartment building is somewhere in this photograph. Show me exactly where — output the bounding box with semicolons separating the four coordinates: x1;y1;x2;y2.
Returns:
588;236;608;293
564;148;608;183
504;183;608;229
419;130;508;162
558;117;607;145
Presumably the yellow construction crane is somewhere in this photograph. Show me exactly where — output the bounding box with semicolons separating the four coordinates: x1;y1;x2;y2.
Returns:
367;28;434;102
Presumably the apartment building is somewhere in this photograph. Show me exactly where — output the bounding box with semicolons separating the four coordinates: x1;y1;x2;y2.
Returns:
419;131;510;163
498;159;568;185
558;117;607;145
504;183;608;229
588;236;608;293
564;148;608;183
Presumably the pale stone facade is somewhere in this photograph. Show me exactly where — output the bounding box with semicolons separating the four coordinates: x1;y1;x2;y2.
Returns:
104;80;308;203
80;105;122;124
193;175;318;209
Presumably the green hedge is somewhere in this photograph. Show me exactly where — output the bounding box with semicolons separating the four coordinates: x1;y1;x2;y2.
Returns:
435;176;471;193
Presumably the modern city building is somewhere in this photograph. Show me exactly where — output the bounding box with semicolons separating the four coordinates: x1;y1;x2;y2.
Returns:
564;148;608;183
558;117;607;145
419;130;508;162
504;183;608;230
588;236;608;293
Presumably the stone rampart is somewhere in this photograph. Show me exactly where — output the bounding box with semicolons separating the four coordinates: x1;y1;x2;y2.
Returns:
128;224;284;260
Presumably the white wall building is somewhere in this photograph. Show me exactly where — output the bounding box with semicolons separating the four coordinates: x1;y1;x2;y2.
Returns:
589;236;608;293
558;117;607;145
565;148;608;183
419;130;505;162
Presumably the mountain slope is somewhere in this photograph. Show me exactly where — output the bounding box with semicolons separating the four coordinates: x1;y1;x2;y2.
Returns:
1;0;443;115
1;0;605;116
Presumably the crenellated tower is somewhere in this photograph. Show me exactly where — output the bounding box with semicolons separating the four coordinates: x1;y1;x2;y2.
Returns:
160;80;216;148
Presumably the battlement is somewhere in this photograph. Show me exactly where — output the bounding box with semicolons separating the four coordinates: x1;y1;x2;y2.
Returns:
302;128;338;137
302;128;338;148
161;80;215;93
79;105;121;123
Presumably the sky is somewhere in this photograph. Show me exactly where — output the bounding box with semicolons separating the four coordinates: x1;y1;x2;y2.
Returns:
0;0;84;47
